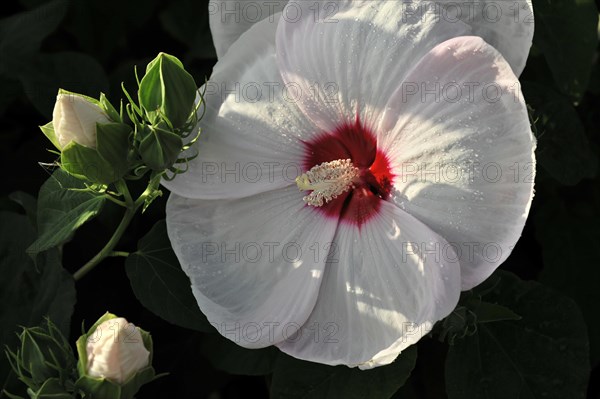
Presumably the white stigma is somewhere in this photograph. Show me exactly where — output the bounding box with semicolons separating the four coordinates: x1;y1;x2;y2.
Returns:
295;159;359;207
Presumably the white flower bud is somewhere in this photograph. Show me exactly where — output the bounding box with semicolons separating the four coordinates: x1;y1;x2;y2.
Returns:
85;318;150;384
52;93;111;149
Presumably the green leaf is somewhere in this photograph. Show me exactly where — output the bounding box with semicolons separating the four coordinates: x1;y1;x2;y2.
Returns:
26;170;105;259
469;301;520;324
9;191;37;227
270;346;417;399
439;291;521;345
445;271;590;399
200;334;279;376
535;196;600;365
533;0;599;99
0;0;68;76
0;212;76;396
125;220;212;332
524;82;598;185
19;52;109;119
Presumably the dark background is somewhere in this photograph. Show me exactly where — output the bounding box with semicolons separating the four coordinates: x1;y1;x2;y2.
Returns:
1;0;599;398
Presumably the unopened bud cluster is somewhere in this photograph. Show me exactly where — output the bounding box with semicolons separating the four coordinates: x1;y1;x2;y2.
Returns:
5;313;156;399
40;53;200;187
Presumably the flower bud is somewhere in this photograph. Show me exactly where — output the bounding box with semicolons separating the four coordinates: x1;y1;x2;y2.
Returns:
52;92;111;149
4;318;77;396
85;318;149;383
75;313;157;399
138;52;197;129
40;90;133;185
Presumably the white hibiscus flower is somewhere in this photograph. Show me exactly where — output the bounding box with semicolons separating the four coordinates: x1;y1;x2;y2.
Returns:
164;1;536;369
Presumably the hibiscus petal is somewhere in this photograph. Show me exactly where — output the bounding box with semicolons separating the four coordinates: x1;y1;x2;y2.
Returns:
277;200;461;367
209;0;287;59
378;36;535;290
162;14;316;200
166;186;338;348
435;0;534;76
275;0;472;132
210;1;532;75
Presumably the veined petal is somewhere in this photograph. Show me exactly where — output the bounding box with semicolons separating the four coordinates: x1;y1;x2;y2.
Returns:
162;14;317;200
208;1;533;76
209;0;287;59
166;186;338;348
435;0;534;76
277;200;461;367
275;0;471;132
378;36;535;290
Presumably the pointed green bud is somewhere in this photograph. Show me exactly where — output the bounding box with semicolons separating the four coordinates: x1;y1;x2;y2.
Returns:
4;319;76;394
137;122;183;171
75;313;158;399
138;52;197;129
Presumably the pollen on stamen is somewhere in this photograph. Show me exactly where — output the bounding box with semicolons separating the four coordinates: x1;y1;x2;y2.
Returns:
296;159;359;207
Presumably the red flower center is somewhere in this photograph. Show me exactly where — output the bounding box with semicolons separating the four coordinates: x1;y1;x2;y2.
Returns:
301;117;394;227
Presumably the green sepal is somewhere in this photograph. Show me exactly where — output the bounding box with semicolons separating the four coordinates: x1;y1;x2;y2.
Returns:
61;142;123;185
61;142;113;184
138;124;183;171
99;93;121;123
138;52;196;129
75;366;158;399
117;366;156;399
74;376;122;399
39;122;61;150
95;122;132;178
139;328;153;364
27;378;75;399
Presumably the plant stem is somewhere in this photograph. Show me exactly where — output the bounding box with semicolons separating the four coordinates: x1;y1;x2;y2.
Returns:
73;206;136;281
109;251;130;257
116;179;134;206
103;194;128;207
